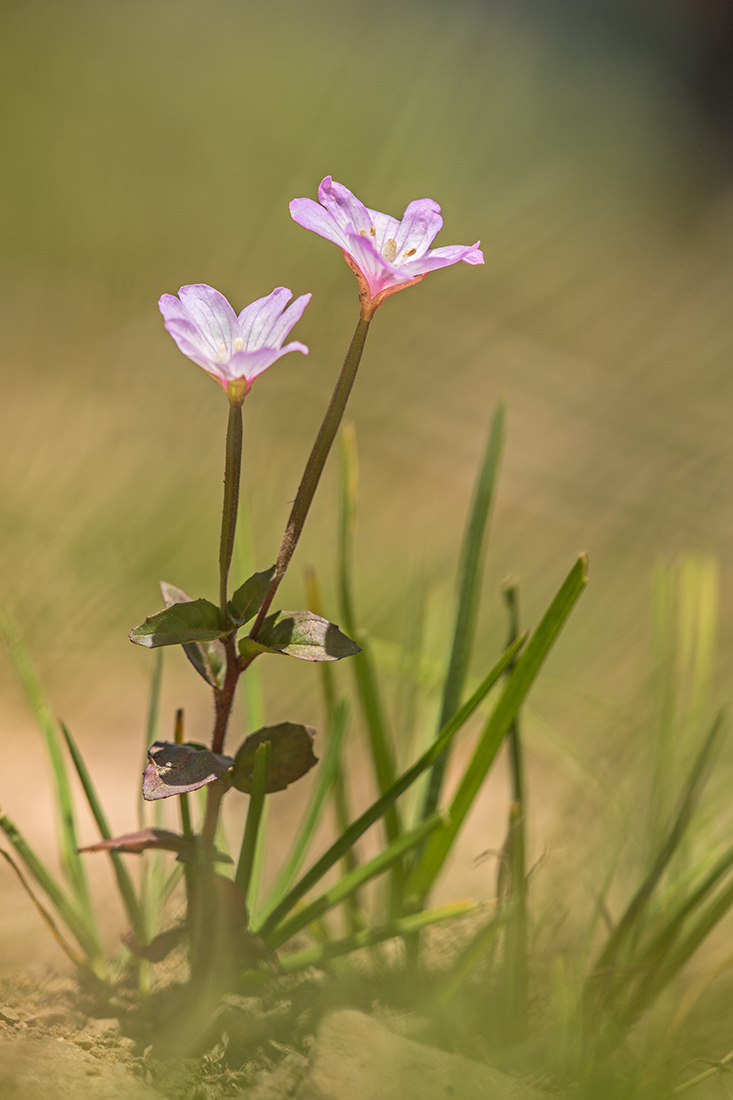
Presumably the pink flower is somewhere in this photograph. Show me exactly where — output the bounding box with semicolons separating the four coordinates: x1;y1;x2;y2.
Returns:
289;177;484;318
159;284;311;403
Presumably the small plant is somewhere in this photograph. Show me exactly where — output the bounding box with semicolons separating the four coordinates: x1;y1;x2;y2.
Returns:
0;178;586;1042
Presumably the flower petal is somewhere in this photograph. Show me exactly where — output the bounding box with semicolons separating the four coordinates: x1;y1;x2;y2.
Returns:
342;230;396;299
266;293;312;350
289;197;350;250
238;287;293;350
176;284;241;357
401;241;485;277
318;176;374;237
226;341;308;384
394;199;443;259
159;296;218;370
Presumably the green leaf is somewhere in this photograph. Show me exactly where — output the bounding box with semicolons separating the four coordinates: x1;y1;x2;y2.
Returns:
130;598;225;648
253;610;361;662
406;554;588;902
228;566;276;626
232;723;318;793
160;583;226;688
143;741;233;801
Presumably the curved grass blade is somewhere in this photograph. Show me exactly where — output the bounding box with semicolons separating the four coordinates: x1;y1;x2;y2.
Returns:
423;400;505;819
254;634;524;940
407;554;588;903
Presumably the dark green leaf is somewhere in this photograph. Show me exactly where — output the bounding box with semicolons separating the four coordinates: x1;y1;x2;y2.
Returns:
228;566;276;626
161;582;226;687
130;597;225;649
142;741;233;801
232;723;318;793
254;610;360;662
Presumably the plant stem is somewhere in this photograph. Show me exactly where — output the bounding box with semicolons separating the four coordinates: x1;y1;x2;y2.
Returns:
249;316;371;639
219;402;243;620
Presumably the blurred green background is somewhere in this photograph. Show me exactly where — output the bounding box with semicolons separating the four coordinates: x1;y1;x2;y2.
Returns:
2;0;733;984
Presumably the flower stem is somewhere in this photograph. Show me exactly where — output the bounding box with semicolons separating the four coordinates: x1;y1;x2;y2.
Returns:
249;315;371;638
219;402;243;621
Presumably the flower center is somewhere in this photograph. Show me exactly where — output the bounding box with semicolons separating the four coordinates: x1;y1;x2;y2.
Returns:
381;239;398;263
215;337;244;362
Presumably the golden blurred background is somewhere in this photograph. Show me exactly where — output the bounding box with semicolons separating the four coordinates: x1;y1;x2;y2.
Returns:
2;0;733;973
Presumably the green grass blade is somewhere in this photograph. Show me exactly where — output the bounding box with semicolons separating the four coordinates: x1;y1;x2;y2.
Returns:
235;740;271;906
0;613;100;949
622;873;733;1030
266;813;446;949
591;708;725;985
407;554;588;902
273;900;478;975
254;634;524;940
338;425;401;844
434;908;508;1007
60;721;141;928
305;565;362;928
0;810;100;961
338;424;404;914
137;648;163;830
262;697;349;920
423;400;505;818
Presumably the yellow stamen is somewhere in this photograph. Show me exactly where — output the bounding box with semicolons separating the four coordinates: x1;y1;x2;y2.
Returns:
359;229;367;236
233;337;244;351
403;248;417;257
369;226;376;236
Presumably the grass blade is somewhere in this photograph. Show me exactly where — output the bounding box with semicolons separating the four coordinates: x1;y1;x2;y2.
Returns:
590;708;725;988
0;810;100;961
305;565;363;932
0;847;103;983
338;425;404;914
265;901;478;977
407;554;588;902
262;697;349;920
254;634;524;939
60;721;141;928
0;614;97;924
235;740;271;906
266;813;446;949
423;400;505;818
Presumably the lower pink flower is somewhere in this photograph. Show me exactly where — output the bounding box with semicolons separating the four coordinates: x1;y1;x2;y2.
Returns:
159;284;310;403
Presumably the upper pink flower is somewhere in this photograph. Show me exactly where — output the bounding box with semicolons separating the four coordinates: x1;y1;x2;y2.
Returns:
289;177;484;318
159;284;311;403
